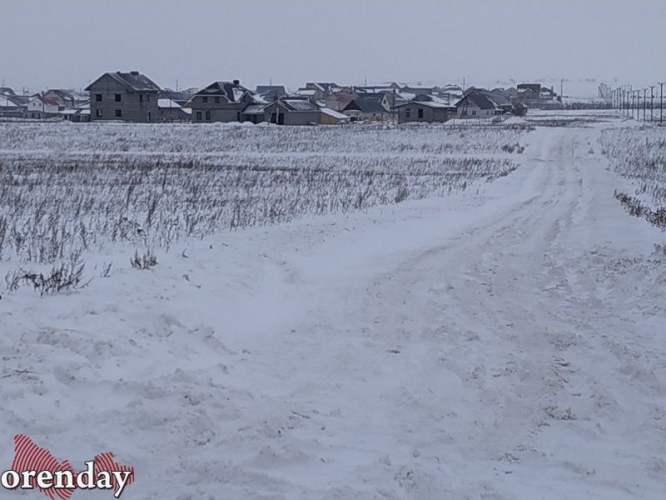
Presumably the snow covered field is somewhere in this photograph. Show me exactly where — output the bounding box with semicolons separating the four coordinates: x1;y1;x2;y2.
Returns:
1;115;665;499
0;122;528;266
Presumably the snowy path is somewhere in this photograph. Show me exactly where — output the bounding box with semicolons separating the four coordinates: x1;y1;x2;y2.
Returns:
2;123;665;499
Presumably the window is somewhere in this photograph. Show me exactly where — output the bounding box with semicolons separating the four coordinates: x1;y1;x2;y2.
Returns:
202;97;208;104
115;94;122;102
405;109;411;119
140;94;143;103
95;94;102;102
215;96;220;104
147;94;150;102
471;110;477;116
196;111;202;121
205;111;211;121
418;108;424;119
115;109;122;118
96;109;102;117
236;112;241;122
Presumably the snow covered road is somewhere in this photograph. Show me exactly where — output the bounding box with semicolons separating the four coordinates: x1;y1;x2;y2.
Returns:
2;122;665;499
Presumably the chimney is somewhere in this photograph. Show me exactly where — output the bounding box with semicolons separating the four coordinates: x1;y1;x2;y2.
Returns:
130;71;139;76
233;79;240;86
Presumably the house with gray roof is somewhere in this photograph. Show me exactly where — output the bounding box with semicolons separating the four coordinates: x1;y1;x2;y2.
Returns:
0;95;22;118
189;80;265;123
85;71;161;122
43;89;88;109
255;85;287;101
395;94;456;124
455;90;502;119
262;97;347;126
343;93;393;121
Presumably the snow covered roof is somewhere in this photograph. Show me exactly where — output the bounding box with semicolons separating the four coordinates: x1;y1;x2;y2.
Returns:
194;81;251;103
158;99;191;113
321;107;349;120
284;99;319;111
29;95;60;107
395;94;456;109
243;104;267;115
296;89;317;96
344;95;391;114
85;71;161;92
252;94;268;105
0;96;18;108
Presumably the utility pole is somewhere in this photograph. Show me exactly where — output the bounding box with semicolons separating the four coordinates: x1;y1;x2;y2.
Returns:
659;82;664;124
637;90;641;120
560;78;564;99
650;85;655;122
643;88;647;121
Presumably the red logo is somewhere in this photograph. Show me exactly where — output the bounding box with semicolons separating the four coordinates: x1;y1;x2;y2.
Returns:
2;435;135;498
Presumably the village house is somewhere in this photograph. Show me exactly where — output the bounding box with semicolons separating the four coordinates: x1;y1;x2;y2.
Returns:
263;97;348;125
26;95;60;119
159;89;192;107
324;88;356;111
0;94;22;118
401;85;438;97
86;71;161;122
43;89;88;109
255;85;288;101
395;95;455;124
343;93;393;121
158;98;192;122
189;80;265;123
455;90;503;119
61;106;91;122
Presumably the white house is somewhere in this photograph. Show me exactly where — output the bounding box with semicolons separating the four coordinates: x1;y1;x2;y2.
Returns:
26;95;60;119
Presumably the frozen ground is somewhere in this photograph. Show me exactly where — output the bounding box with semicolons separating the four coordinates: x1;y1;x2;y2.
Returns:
1;117;665;499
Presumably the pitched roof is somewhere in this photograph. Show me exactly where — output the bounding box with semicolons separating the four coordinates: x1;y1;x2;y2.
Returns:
159;89;192;104
457;91;497;110
0;87;16;96
321;107;349;120
242;104;268;115
30;95;60;106
394;94;455;109
481;91;512;108
517;83;541;93
194;81;250;103
0;96;18;108
5;94;29;106
45;89;80;101
85;71;161;92
278;98;320;112
344;94;390;114
256;85;287;95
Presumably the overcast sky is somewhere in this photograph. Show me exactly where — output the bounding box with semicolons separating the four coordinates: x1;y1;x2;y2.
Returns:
1;0;664;96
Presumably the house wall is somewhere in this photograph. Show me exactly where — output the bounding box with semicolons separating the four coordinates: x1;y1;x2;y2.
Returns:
263;103;322;125
241;113;265;124
88;75;158;122
398;105;449;124
320;113;346;125
26;100;60;119
190;95;246;123
457;103;495;118
43;91;74;108
158;107;191;122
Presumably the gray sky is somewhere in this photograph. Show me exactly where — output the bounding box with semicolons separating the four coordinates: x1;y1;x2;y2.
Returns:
1;0;665;96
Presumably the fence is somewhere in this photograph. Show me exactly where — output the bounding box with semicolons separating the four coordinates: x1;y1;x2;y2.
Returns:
608;82;665;124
